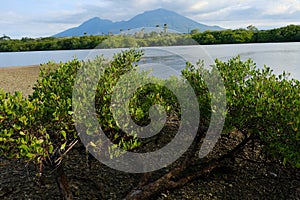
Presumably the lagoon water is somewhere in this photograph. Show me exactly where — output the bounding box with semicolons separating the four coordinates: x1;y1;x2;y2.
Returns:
0;42;299;79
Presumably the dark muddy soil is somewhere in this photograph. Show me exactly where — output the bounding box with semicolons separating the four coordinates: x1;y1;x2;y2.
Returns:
1;135;299;200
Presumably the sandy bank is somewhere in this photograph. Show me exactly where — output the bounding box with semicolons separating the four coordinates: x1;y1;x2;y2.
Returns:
0;65;40;97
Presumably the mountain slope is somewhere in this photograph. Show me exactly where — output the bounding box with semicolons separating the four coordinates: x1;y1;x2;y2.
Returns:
125;9;222;33
54;8;223;37
55;17;114;36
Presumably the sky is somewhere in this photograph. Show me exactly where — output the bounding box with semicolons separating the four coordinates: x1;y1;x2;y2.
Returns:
1;0;300;38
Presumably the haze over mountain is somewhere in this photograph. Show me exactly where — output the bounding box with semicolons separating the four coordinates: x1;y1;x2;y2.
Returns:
54;8;223;37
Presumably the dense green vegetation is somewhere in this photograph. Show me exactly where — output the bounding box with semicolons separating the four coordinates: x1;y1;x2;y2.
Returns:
192;24;300;44
98;34;196;48
0;49;299;198
0;33;195;51
0;35;107;52
0;50;142;164
0;25;299;52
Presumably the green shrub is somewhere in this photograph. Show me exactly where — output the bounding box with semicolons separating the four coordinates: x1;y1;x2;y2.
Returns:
0;49;299;170
0;49;145;165
215;56;300;167
0;90;52;162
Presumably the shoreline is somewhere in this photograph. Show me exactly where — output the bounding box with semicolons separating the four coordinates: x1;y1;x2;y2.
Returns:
0;65;41;97
0;65;40;70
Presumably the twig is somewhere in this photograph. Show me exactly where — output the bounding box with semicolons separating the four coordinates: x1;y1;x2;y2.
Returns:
54;140;78;165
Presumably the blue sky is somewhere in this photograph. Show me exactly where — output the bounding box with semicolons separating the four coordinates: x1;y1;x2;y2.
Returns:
1;0;300;38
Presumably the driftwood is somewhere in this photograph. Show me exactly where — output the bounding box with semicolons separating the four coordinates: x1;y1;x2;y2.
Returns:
125;132;253;200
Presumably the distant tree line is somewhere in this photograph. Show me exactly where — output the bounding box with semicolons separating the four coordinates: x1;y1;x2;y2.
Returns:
98;34;196;48
0;25;299;52
0;32;196;51
0;35;107;52
192;25;300;45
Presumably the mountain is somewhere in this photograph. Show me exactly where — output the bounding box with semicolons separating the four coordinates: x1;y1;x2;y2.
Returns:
54;17;115;36
54;8;223;37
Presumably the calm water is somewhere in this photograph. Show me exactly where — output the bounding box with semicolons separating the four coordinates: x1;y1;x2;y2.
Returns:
0;42;299;79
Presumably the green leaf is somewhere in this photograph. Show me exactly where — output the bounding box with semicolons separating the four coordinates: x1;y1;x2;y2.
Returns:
26;153;35;159
61;130;67;139
60;142;67;150
48;145;54;154
13;124;21;131
19;131;26;136
89;142;97;147
68;111;74;115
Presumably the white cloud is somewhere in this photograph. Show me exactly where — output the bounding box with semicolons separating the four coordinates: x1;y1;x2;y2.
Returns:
0;11;24;25
190;2;209;10
263;0;300;15
1;0;300;38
